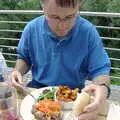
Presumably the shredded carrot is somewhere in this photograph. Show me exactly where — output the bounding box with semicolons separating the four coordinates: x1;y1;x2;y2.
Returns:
35;98;61;116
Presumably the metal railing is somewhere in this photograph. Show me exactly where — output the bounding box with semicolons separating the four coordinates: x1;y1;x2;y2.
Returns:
0;10;120;80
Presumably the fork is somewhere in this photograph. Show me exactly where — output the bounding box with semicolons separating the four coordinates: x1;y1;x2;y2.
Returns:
17;83;37;101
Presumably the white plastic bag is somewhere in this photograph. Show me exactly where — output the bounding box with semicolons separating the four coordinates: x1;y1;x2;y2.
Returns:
0;52;7;81
0;52;7;70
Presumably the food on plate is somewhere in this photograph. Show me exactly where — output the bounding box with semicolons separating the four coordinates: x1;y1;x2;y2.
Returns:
56;86;79;102
72;92;90;117
36;88;56;102
32;98;62;120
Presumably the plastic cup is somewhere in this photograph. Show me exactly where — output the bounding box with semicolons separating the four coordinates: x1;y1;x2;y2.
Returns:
0;84;20;120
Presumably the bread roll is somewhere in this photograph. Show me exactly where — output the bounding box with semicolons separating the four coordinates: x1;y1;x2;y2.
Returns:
72;92;90;117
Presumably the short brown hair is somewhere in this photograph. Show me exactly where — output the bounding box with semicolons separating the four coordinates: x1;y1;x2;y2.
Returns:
41;0;80;8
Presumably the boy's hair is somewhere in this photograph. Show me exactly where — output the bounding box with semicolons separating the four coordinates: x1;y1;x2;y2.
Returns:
40;0;80;8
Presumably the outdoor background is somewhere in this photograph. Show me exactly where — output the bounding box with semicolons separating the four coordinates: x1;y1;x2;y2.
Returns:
0;0;120;85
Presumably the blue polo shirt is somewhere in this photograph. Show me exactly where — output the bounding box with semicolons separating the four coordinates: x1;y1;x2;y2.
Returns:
17;15;111;89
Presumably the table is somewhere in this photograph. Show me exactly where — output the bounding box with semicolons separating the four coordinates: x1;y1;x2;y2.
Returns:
16;87;110;120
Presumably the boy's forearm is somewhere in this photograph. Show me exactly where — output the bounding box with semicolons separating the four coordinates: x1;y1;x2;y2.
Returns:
92;75;110;86
15;59;30;75
92;75;111;98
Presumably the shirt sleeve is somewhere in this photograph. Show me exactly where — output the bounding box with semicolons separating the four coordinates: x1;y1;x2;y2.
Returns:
88;25;111;80
17;23;32;66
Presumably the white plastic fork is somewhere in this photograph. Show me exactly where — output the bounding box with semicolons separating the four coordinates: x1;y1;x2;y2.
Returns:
18;83;37;101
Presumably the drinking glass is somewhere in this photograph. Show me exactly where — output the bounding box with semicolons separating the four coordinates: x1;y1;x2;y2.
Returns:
0;75;20;120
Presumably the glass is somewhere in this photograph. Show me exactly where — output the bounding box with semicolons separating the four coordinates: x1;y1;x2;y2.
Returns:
46;13;77;24
0;75;20;120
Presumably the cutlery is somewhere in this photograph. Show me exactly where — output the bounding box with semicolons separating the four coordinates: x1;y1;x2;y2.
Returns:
17;83;37;101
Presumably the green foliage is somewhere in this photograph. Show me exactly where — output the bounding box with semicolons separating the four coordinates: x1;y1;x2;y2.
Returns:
16;0;40;10
107;0;120;13
111;71;120;85
82;0;110;12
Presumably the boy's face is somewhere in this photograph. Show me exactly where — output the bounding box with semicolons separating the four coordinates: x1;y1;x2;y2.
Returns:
44;0;79;37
